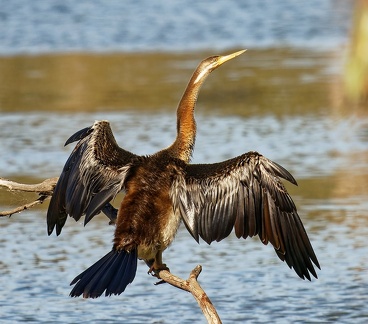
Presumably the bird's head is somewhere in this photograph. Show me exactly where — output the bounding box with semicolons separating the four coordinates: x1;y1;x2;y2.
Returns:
193;49;246;84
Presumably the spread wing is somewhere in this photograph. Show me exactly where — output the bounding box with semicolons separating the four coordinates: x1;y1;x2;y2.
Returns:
170;151;320;280
47;120;137;236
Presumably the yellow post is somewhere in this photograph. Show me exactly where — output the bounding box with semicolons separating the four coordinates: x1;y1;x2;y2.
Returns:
345;0;368;103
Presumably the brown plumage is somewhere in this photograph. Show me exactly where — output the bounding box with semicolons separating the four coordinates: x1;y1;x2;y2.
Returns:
47;50;320;298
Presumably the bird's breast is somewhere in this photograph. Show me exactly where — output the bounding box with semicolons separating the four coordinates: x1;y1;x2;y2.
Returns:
114;160;182;260
159;207;181;248
137;208;181;260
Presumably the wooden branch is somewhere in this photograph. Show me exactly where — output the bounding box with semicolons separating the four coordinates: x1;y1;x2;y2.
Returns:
1;177;222;322
0;194;50;217
0;177;58;217
0;177;58;194
158;266;221;324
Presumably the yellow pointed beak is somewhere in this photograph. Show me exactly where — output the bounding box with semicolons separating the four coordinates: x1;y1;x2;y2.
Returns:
217;49;247;65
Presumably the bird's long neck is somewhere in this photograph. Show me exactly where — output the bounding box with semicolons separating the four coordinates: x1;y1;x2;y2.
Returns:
168;67;210;163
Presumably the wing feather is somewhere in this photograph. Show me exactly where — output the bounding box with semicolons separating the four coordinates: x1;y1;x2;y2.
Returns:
170;151;320;280
47;120;137;236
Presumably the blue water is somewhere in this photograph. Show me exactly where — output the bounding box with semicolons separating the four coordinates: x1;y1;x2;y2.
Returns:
1;112;366;179
1;1;368;323
1;111;368;323
0;0;353;55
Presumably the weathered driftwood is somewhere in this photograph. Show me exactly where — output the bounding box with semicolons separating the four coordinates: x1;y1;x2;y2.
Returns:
0;176;221;323
157;266;221;324
0;177;57;217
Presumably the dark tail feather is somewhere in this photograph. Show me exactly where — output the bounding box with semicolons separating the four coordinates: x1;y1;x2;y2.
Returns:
70;248;137;298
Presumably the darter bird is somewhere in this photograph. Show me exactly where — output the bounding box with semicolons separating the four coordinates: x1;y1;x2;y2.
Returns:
47;50;320;298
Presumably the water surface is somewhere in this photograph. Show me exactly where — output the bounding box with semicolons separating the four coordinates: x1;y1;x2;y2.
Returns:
0;0;353;54
1;48;368;323
0;2;367;320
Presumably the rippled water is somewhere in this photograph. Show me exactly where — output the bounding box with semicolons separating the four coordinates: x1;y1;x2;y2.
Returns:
0;0;353;54
1;109;367;323
1;1;367;322
1;111;367;179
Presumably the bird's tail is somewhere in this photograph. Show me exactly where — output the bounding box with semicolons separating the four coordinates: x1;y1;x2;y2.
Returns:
70;248;137;298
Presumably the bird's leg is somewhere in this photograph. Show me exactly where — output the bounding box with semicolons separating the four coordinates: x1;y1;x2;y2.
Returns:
153;250;169;271
101;203;118;225
147;250;169;278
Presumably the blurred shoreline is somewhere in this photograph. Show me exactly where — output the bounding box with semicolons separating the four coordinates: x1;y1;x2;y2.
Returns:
0;47;347;116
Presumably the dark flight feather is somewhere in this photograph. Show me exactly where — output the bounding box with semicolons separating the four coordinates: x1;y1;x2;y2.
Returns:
70;248;137;298
170;152;320;280
47;121;137;236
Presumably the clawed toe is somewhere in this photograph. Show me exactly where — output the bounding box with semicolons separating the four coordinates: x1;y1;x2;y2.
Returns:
147;263;170;278
154;279;166;286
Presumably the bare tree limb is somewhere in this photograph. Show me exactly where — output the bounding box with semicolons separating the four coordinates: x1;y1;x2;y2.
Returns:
157;266;221;324
0;177;222;323
0;177;58;217
0;194;50;217
0;177;58;194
